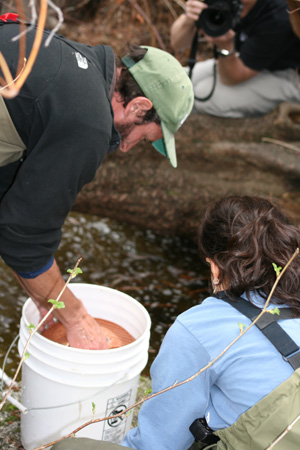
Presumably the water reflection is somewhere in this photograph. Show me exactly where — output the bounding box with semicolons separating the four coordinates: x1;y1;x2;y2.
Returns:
0;212;210;378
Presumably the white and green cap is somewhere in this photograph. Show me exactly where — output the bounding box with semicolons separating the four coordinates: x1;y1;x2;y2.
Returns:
122;46;194;168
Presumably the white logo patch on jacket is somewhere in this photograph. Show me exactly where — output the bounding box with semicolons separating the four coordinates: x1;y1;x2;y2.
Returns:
75;52;88;69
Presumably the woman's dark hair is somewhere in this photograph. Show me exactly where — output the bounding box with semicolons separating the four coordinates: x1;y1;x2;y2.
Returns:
198;195;300;315
115;45;161;125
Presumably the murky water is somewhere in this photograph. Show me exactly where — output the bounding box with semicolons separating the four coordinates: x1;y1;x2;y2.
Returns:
0;212;210;378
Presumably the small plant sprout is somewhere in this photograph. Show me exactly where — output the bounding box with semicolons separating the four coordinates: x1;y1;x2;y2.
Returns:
91;402;96;416
48;299;65;309
27;323;36;332
238;322;246;333
24;352;30;361
144;388;152;395
268;307;280;316
272;263;282;277
67;267;83;279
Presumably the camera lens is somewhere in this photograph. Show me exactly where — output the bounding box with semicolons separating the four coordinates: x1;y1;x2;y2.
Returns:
198;7;232;37
208;10;225;26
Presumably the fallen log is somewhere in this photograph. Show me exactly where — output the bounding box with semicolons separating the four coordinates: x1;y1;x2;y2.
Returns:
74;103;300;236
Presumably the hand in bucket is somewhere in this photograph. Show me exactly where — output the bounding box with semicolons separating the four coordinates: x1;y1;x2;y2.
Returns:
65;312;109;350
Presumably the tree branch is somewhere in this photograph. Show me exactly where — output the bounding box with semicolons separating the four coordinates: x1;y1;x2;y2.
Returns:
0;258;82;412
32;248;299;450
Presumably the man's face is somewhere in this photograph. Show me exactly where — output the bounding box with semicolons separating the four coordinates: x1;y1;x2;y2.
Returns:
115;119;163;153
111;93;163;153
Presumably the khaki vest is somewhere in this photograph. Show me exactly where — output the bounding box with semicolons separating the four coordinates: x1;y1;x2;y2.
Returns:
205;368;300;450
0;94;26;167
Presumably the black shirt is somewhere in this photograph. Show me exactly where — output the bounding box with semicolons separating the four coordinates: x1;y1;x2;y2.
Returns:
0;23;120;273
235;0;300;71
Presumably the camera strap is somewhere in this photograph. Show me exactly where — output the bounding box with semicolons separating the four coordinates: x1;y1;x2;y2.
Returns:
188;30;218;102
188;29;199;79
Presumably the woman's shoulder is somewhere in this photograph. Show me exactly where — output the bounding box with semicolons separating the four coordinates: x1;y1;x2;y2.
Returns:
176;295;247;345
178;294;244;324
176;292;300;354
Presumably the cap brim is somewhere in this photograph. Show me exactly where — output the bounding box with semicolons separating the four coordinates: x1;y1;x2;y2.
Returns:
152;122;177;168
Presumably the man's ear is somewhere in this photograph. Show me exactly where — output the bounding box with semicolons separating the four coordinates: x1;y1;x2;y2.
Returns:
124;96;153;119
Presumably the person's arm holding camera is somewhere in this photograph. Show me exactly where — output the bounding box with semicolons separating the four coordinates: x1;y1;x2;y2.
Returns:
204;30;258;85
170;0;207;51
171;0;258;85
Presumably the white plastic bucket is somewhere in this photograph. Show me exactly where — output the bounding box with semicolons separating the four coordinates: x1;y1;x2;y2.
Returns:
18;283;151;450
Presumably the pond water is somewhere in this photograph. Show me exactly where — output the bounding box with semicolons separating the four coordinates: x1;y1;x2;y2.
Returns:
0;212;210;379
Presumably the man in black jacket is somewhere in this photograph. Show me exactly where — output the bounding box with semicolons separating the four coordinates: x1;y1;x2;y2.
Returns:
0;18;193;349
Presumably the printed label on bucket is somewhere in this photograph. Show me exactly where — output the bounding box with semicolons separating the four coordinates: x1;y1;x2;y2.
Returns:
102;389;132;443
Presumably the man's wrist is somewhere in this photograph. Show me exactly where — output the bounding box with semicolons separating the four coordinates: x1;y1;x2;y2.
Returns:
214;46;236;58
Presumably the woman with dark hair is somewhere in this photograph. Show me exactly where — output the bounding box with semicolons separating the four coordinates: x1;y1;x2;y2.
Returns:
122;195;300;449
53;196;300;450
198;195;300;314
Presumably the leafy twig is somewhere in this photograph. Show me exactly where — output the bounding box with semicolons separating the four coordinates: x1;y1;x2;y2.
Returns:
32;249;299;450
0;258;82;411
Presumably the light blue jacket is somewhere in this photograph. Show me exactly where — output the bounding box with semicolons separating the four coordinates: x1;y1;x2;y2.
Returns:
122;292;300;450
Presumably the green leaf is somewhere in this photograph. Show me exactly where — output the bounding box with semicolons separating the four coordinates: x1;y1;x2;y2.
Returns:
92;402;96;415
272;263;282;277
48;299;65;309
24;352;30;360
238;322;246;333
144;388;152;395
67;267;83;279
269;307;280;316
27;323;35;331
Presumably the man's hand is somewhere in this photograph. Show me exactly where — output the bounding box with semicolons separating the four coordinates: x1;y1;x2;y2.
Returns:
14;258;108;350
171;0;207;51
203;29;236;51
185;0;207;22
65;309;108;350
203;27;258;85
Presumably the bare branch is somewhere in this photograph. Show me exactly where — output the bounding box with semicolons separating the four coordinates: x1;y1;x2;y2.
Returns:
128;0;167;50
266;413;300;449
44;0;64;47
262;137;300;154
0;0;48;98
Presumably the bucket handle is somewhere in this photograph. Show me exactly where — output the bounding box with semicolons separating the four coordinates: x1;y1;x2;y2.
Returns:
1;334;28;412
2;334;141;414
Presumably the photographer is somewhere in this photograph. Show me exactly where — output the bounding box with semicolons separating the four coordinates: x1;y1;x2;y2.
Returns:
170;0;300;117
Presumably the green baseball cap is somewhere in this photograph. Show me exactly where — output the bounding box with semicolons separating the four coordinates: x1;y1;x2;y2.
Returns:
122;46;194;168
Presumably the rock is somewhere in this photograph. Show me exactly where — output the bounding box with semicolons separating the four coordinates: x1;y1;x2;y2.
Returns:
74;103;300;236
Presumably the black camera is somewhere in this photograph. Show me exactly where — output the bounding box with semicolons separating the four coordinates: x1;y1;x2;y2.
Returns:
189;418;220;446
196;0;243;37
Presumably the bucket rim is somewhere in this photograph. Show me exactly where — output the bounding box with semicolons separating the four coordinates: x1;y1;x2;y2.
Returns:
21;283;151;354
